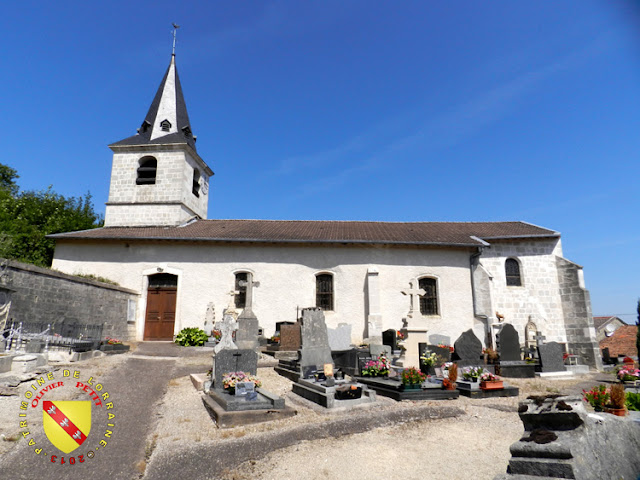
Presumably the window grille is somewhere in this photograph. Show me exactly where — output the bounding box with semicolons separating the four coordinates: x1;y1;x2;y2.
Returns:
505;258;522;286
419;277;438;315
316;274;334;311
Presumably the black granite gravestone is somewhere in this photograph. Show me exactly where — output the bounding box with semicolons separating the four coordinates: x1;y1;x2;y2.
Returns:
537;341;566;373
452;329;483;366
382;329;398;351
602;347;612;365
498;324;521;362
214;349;258;388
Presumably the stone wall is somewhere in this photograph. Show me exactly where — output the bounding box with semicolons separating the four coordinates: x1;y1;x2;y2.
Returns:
556;257;602;369
104;146;210;227
479;238;567;343
0;259;138;341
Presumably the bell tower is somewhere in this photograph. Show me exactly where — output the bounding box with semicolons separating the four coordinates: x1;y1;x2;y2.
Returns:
104;50;213;227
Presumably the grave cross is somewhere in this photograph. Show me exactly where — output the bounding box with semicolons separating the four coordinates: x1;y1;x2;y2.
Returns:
214;313;238;353
227;290;240;309
237;272;260;309
534;331;546;346
401;280;426;318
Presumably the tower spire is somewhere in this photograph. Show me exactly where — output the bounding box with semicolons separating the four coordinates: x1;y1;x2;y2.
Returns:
172;23;180;56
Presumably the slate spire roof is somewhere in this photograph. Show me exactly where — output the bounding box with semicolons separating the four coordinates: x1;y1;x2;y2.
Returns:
110;54;197;150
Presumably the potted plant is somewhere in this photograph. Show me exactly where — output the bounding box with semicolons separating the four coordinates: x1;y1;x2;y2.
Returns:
361;355;391;377
442;363;458;390
605;383;627;416
626;392;640;412
582;385;609;412
221;371;262;395
401;367;426;389
479;372;503;390
461;366;484;382
419;351;439;375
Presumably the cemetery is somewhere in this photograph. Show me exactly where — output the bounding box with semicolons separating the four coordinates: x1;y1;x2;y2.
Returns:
1;277;639;478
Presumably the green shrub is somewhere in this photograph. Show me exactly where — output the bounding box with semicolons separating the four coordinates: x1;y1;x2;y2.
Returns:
174;327;208;347
626;392;640;411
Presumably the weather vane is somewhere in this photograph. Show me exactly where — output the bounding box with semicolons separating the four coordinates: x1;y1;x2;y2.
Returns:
172;23;180;55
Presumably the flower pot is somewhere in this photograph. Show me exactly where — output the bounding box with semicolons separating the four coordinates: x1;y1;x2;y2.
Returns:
605;407;627;417
480;380;504;390
402;384;422;391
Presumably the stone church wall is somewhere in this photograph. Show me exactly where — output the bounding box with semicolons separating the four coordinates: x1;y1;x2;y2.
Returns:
478;238;567;342
1;259;138;341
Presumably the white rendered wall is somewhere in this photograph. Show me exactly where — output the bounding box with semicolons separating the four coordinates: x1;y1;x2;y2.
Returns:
52;242;476;344
478;238;568;343
104;148;209;226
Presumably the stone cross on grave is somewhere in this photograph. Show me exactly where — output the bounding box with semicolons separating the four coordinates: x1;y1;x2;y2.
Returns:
214;312;238;354
535;331;546;346
401;280;425;319
237;272;260;309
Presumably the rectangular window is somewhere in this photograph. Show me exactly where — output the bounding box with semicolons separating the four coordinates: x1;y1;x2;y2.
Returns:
419;278;438;315
316;274;334;311
235;273;247;308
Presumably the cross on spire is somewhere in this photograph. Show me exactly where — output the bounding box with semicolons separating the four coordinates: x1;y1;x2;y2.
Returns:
172;23;180;56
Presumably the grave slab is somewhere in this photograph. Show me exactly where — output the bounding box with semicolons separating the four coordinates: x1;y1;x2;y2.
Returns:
356;376;459;401
291;378;376;409
202;393;296;429
457;385;519;398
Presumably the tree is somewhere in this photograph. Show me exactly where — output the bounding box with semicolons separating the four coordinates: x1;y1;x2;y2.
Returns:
0;163;103;267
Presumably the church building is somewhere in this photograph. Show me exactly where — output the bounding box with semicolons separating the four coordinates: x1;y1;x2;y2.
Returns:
50;53;601;368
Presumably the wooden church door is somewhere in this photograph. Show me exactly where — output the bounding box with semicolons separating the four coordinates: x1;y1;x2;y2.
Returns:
144;273;178;341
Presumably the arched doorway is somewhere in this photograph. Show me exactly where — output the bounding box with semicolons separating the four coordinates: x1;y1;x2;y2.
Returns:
144;273;178;340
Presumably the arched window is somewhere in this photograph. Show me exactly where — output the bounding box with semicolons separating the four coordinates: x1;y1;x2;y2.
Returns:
419;277;438;315
505;258;522;286
235;272;248;309
316;274;334;311
192;169;201;197
136;156;157;185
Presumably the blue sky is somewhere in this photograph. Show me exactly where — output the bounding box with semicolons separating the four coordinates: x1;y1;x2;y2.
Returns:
3;1;639;322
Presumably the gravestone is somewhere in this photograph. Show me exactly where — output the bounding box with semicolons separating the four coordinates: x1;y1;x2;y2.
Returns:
382;329;398;351
429;334;451;346
370;344;392;358
235;310;259;350
498;323;521;362
280;323;301;351
601;347;612;365
214;311;238;354
276;321;295;333
537;341;566;373
327;323;352;351
213;349;258;388
453;329;483;366
299;308;333;371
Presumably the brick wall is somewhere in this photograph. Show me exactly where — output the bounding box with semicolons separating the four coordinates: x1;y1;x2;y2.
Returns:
0;259;138;341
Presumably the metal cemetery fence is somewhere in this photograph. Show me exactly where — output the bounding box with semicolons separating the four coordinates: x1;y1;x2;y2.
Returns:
2;320;104;353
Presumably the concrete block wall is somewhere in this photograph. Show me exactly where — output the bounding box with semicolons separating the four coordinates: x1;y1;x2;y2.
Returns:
1;259;138;342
